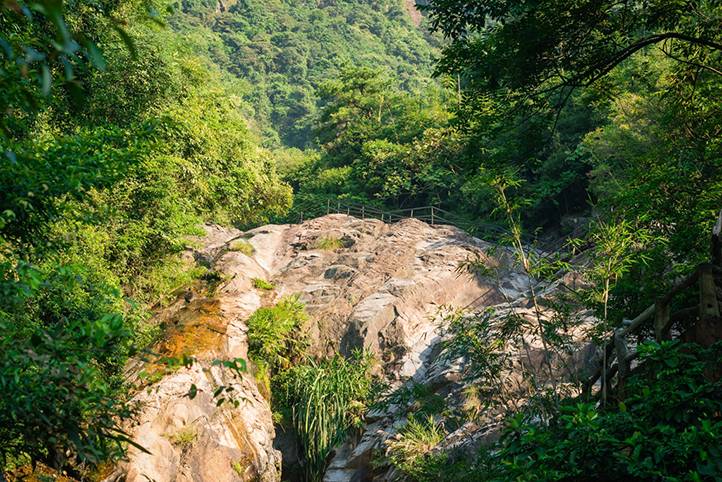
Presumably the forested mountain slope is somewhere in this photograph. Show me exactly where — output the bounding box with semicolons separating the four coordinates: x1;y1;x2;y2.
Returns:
168;0;439;146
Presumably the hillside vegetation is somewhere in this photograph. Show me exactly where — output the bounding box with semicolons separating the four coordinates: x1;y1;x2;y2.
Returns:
168;0;440;147
1;0;721;480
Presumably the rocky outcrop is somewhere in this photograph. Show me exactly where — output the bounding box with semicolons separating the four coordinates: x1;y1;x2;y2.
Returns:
109;215;594;482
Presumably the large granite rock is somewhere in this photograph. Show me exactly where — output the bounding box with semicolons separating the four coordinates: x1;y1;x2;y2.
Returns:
107;215;594;482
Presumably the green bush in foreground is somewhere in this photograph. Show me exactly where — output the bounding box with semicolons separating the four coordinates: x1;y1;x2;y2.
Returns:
391;341;722;482
0;262;140;471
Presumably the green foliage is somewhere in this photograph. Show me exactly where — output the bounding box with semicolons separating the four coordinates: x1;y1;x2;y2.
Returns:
229;239;255;256
252;278;274;290
582;59;722;318
424;0;722;102
246;296;308;370
0;261;139;469
385;415;447;480
441;310;508;392
313;236;344;251
284;66;457;221
409;342;722;482
168;0;439;147
488;341;722;481
0;0;138;136
0;0;292;472
274;352;375;482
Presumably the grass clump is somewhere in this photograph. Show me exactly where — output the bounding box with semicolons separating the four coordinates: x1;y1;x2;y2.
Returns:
386;415;446;480
229;239;255;255
231;460;245;477
313;236;344;251
246;295;307;370
274;352;375;482
252;277;275;290
170;425;197;449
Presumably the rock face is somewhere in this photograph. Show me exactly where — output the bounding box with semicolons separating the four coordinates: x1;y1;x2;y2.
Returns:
109;215;593;482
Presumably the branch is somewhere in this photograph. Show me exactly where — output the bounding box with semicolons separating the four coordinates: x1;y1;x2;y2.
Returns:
660;42;722;77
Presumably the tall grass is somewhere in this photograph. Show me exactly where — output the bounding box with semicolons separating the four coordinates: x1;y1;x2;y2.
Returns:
274;353;374;482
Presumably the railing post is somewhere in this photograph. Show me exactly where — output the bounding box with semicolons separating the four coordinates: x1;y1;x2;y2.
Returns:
381;213;384;222
362;205;365;219
613;327;629;399
712;209;722;267
431;206;435;225
326;199;330;215
410;208;414;218
654;300;671;341
337;201;340;213
699;263;720;319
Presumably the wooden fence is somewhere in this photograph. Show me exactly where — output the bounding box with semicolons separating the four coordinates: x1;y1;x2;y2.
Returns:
583;210;722;400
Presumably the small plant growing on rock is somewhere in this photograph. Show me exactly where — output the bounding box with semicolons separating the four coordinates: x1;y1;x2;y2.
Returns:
246;296;308;370
229;239;254;255
170;425;197;449
231;460;245;477
386;415;446;479
252;278;275;290
313;236;343;250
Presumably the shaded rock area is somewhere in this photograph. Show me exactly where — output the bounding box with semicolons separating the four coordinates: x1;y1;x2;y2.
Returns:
107;215;595;482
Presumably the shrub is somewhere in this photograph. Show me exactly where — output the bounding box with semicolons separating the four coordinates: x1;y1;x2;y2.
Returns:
0;262;140;470
229;239;255;256
246;296;308;370
313;236;344;251
485;341;722;481
252;278;275;290
386;415;447;480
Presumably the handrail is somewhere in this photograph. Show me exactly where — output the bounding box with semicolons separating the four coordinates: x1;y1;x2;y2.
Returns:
584;209;722;400
300;198;515;241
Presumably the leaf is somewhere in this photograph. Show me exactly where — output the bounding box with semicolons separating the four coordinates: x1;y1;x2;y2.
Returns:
187;384;198;400
85;41;106;71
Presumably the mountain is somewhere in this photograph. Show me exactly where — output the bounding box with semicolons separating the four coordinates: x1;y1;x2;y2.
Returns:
168;0;440;147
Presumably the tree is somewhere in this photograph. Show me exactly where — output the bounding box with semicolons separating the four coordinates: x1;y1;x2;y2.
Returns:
423;0;722;106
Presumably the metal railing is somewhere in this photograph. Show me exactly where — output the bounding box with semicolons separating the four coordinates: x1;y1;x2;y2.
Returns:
297;199;512;240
